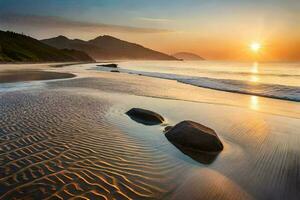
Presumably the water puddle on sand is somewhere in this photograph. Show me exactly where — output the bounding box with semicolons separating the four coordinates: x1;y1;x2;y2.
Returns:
0;70;75;84
104;95;248;195
0;70;76;93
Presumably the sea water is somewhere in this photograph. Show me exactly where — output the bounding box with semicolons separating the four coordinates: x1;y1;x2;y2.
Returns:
94;61;300;102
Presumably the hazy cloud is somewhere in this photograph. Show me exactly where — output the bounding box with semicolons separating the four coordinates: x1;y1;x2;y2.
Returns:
0;14;172;34
137;17;172;23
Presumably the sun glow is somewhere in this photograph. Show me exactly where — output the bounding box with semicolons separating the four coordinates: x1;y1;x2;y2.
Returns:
250;42;261;53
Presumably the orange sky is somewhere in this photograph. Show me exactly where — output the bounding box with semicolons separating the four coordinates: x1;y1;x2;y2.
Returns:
1;0;299;61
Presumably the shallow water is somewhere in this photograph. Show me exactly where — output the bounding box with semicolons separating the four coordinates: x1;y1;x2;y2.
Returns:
0;70;75;83
104;92;300;200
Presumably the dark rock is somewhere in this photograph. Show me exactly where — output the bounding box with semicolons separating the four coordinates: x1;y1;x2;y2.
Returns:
174;147;219;164
164;126;173;132
110;70;120;73
126;108;164;125
97;63;118;68
165;120;223;152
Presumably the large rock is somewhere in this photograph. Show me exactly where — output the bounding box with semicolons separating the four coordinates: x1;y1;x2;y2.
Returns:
126;108;164;125
165;120;223;152
97;63;118;68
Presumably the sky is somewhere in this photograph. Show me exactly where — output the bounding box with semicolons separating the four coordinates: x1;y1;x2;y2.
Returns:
0;0;299;61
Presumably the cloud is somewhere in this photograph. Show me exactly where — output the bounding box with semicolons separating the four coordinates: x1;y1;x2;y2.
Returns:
137;17;172;23
0;13;172;34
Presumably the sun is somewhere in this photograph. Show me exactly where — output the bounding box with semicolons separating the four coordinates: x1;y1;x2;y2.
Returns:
250;42;261;53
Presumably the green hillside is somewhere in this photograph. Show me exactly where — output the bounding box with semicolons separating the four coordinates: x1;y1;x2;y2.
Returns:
0;31;94;62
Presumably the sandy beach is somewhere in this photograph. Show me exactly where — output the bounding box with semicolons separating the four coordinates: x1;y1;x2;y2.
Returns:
0;63;299;200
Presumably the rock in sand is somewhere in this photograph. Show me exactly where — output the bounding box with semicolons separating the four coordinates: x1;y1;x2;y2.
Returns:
97;64;118;68
126;108;164;125
165;120;223;152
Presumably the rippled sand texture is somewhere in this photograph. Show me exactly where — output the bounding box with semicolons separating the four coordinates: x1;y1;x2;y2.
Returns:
0;90;186;199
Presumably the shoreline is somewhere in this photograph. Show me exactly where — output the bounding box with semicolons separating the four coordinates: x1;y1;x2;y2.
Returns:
0;62;299;118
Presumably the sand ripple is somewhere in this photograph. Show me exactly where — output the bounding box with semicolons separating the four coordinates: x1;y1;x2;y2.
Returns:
0;91;185;199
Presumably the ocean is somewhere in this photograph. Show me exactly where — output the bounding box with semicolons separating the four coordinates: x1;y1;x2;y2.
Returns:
94;61;300;102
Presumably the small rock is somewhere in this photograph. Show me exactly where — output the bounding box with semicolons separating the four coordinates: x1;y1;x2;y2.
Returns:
164;126;173;132
126;108;164;125
97;64;118;68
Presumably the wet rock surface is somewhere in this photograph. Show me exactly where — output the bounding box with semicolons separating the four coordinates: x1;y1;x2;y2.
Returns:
126;108;164;125
165;120;223;152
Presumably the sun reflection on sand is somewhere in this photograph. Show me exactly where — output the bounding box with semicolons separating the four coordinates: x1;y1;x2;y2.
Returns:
250;96;259;110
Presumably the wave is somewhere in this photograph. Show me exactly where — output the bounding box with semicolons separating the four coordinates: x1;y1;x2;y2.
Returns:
92;66;300;102
196;69;300;77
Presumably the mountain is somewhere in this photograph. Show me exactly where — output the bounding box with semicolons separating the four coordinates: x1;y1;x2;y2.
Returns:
0;31;94;62
42;35;177;60
172;52;204;60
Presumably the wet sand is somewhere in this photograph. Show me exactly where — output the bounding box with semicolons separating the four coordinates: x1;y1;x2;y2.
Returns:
0;63;299;199
0;70;75;84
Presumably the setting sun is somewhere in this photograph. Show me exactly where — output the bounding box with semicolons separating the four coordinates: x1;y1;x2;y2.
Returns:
250;42;262;53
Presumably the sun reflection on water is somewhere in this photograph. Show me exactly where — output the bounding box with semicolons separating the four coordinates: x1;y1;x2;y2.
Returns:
251;62;258;73
250;62;259;82
250;96;259;110
250;75;259;82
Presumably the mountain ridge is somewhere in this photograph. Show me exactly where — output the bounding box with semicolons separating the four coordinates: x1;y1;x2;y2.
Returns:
172;52;204;60
42;35;178;60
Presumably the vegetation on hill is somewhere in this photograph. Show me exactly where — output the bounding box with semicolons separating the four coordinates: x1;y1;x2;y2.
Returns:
0;31;94;62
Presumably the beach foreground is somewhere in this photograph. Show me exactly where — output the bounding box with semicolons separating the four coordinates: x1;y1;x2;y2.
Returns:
0;63;299;200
